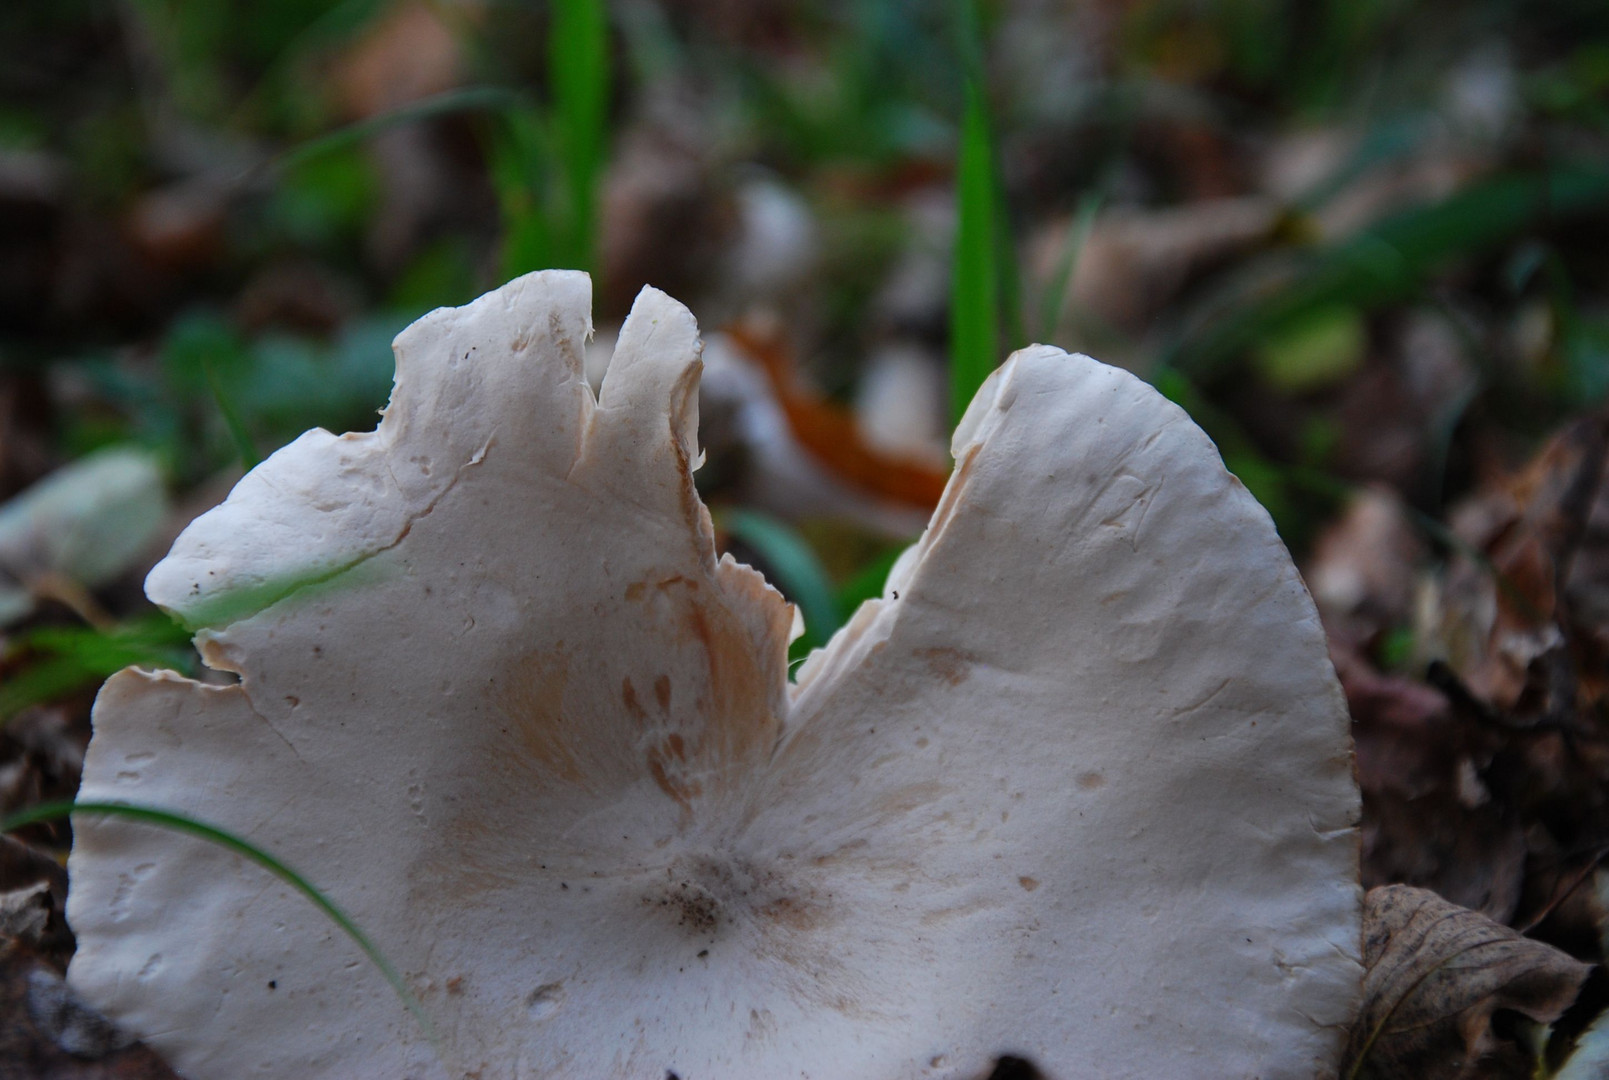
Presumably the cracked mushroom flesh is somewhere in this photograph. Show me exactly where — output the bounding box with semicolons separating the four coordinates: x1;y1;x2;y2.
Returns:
65;271;1363;1079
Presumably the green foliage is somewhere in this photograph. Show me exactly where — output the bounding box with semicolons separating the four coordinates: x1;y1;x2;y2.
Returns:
125;0;386;129
1169;166;1609;385
835;545;906;617
946;0;1027;424
1038;192;1103;345
728;0;953;170
491;106;555;280
264;142;380;248
495;0;612;281
201;351;261;470
153;310;404;476
388;236;481;313
0;617;195;721
1253;304;1367;394
271;87;518;183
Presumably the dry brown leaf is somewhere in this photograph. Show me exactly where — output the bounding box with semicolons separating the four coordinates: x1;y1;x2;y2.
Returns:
1308;486;1426;634
332;0;475;119
1431;412;1609;722
724;322;950;509
1344;884;1591;1080
1036;196;1278;334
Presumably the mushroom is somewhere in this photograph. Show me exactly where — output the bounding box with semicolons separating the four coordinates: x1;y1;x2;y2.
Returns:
66;271;1362;1079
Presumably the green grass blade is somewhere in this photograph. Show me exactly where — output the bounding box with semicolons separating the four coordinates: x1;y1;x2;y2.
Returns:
492;106;555;279
2;799;439;1051
549;0;610;275
201;352;260;470
1038;190;1103;343
950;76;1000;425
265;86;522;180
995;191;1025;355
0;617;194;722
719;509;840;650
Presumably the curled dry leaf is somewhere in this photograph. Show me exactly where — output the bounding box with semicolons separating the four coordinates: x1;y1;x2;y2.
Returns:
1043;196;1279;334
1344;884;1591;1080
1307;486;1425;635
697;333;936;539
0;881;51;946
66;272;1361;1079
1429;412;1609;724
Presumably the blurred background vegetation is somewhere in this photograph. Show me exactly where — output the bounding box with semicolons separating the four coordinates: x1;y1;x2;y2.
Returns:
2;0;1605;597
2;0;1609;1073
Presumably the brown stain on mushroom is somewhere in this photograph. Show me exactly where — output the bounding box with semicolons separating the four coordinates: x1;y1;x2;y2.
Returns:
481;578;784;822
872;780;951;822
757;895;827;932
1077;771;1106;790
914;646;974;687
919;898;998;926
631;576;784;814
646;728;702;809
493;651;586;787
745;1008;778;1044
627;846;886;1025
621;677;647;725
1018;876;1040;891
647;743;703;808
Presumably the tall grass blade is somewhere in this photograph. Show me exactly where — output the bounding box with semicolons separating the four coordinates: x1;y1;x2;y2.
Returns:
493;106;555;279
201;352;261;470
1038;190;1103;343
950;77;1000;425
550;0;610;275
2;799;439;1051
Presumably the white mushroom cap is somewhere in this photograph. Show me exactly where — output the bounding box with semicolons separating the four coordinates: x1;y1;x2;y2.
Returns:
67;271;1362;1079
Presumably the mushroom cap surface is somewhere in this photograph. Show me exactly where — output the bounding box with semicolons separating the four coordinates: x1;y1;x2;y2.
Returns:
67;271;1362;1079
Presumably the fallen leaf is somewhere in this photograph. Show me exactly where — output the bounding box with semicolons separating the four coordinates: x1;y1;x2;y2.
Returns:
1307;486;1426;633
332;0;470;120
724;322;950;509
0;448;168;628
1041;196;1278;335
1337;647;1529;921
1344;884;1591;1080
1430;412;1609;723
0;882;50;946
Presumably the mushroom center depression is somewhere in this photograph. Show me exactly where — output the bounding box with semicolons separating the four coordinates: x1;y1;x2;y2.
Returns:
641;852;831;945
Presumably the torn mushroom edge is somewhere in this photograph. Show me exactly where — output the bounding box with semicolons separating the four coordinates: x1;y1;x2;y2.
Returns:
113;276;804;742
